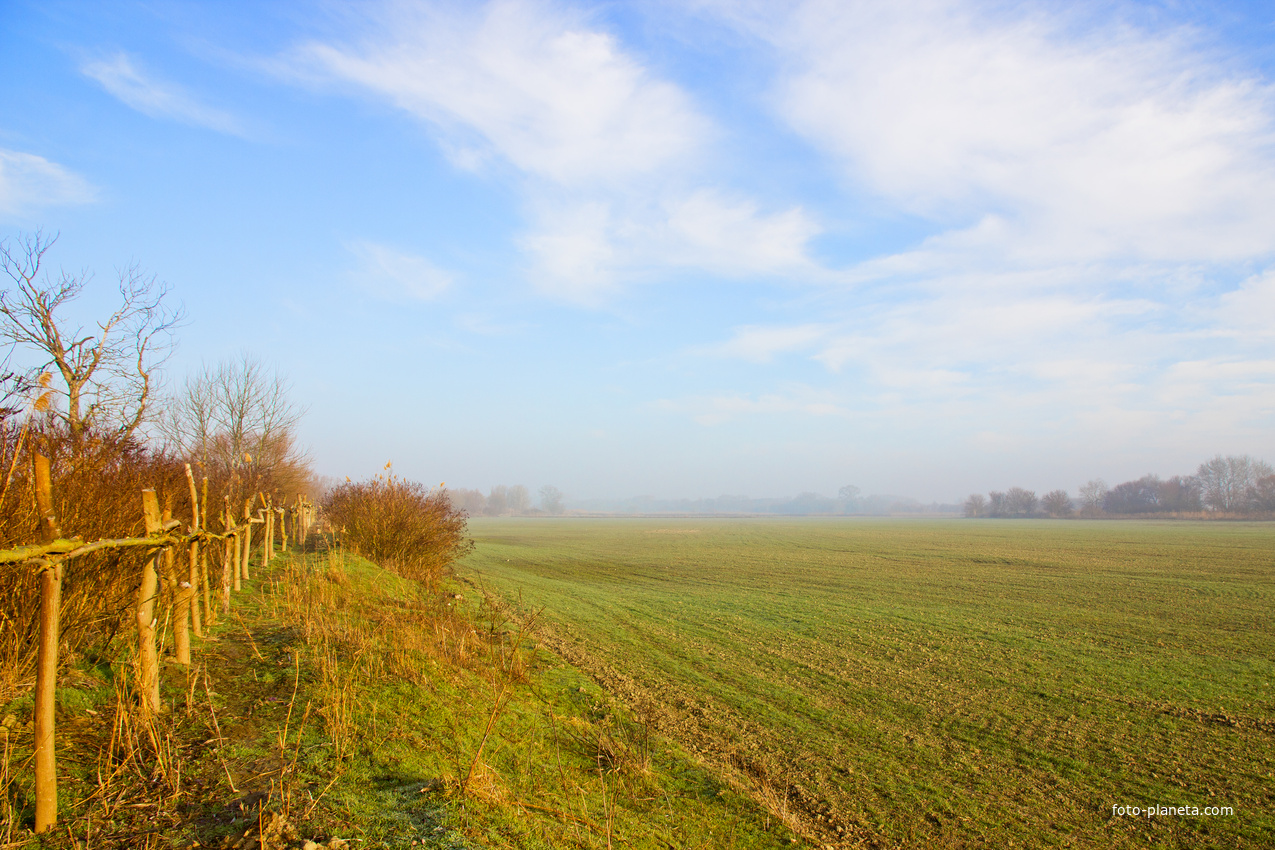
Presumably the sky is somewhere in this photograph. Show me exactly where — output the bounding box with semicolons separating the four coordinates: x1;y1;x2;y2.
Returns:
2;0;1274;505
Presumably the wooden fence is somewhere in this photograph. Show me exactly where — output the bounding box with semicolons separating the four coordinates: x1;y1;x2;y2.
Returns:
0;454;319;834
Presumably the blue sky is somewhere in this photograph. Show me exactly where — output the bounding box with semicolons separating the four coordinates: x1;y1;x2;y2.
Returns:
3;0;1274;503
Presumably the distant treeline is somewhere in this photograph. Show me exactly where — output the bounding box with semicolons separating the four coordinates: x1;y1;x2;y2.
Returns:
452;484;962;517
571;487;960;516
964;454;1275;518
446;484;566;516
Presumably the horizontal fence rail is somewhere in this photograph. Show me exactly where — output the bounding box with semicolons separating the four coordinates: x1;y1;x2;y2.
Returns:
1;454;317;834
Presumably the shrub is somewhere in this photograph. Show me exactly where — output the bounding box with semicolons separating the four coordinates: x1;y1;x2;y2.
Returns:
322;471;472;590
0;420;187;700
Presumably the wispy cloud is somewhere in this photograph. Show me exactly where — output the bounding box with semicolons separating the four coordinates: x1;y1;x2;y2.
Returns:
82;53;247;136
0;149;96;217
293;0;707;185
696;323;831;363
285;0;822;301
650;0;1275;479
517;200;619;302
747;0;1275;267
517;191;822;301
657;190;820;277
347;240;453;301
1216;269;1275;339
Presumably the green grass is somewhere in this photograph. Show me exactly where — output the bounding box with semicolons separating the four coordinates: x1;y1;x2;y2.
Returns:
279;550;796;849
3;543;802;849
461;517;1275;848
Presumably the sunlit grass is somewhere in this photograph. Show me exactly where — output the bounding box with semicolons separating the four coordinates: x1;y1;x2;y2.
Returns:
463;517;1275;848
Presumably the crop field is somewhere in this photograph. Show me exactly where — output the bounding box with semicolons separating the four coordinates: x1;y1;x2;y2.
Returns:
461;518;1275;848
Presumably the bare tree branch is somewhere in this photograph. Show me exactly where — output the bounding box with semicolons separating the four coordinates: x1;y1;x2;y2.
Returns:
160;352;309;499
0;231;184;445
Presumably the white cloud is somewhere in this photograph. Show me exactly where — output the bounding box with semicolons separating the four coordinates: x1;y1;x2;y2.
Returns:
0;149;96;217
289;1;825;301
518;200;618;302
697;323;831;363
295;0;707;185
517;191;824;301
347;240;453;301
82;53;247;136
757;0;1275;265
1216;269;1275;338
658;190;820;277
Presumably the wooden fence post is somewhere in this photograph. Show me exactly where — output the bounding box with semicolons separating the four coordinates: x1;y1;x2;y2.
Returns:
241;499;252;582
184;465;202;639
279;507;288;554
261;499;269;567
222;503;235;608
159;500;191;667
33;453;62;834
137;489;163;716
201;476;212;626
226;499;240;594
241;522;252;582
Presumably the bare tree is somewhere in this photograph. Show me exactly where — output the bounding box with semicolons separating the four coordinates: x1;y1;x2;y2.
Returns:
0;349;36;423
984;491;1008;517
838;484;861;513
1104;476;1162;514
163;353;308;497
1041;489;1073;517
963;493;987;518
1078;479;1107;517
1197;455;1273;513
507;484;530;514
0;232;182;446
1250;474;1275;513
539;484;564;515
1158;475;1201;512
446;488;487;516
1005;487;1038;518
486;485;509;516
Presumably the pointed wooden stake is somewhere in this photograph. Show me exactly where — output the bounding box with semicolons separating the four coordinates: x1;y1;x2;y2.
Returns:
137;489;163;717
33;453;62;834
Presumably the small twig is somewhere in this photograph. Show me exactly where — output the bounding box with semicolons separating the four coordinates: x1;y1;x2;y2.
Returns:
233;612;264;660
301;770;343;820
280;650;302;746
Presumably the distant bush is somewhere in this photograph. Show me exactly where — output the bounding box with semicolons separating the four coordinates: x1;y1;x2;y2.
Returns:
323;472;472;590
